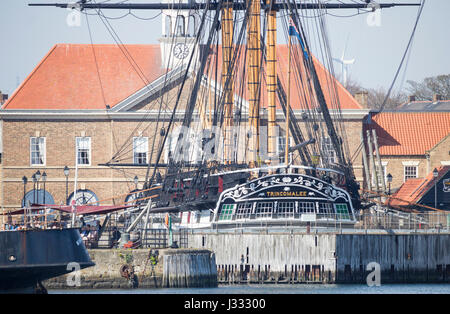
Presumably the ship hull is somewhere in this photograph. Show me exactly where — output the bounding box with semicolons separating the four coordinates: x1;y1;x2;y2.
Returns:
0;228;95;291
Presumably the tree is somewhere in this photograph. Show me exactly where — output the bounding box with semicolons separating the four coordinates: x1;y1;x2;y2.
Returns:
405;74;450;101
338;75;407;110
366;87;407;110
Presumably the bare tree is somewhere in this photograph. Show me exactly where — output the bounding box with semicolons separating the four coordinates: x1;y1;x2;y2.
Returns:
405;74;450;101
366;87;407;110
336;74;407;110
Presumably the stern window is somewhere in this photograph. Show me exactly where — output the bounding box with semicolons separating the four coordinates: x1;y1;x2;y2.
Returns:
235;202;252;220
335;203;350;220
255;202;273;218
219;204;235;220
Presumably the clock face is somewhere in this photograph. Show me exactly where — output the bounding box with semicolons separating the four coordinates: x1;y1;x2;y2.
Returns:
173;43;190;59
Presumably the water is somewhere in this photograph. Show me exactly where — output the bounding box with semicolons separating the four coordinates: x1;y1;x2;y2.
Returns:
49;283;450;294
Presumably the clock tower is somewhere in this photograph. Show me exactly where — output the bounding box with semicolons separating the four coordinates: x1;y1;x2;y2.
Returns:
159;0;200;70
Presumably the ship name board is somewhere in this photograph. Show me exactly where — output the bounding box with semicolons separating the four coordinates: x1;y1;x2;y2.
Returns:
266;191;308;197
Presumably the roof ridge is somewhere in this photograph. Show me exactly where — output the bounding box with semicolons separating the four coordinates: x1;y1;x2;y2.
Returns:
54;43;158;47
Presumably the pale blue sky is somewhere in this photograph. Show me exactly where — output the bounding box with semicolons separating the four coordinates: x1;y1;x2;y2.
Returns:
1;0;449;97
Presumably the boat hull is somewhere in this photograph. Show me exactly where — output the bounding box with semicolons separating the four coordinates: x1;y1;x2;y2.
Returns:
0;228;95;291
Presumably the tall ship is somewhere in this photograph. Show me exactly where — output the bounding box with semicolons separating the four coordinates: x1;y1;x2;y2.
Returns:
27;0;421;231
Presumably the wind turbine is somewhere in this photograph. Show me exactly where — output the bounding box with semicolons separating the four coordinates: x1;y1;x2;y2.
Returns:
333;35;355;88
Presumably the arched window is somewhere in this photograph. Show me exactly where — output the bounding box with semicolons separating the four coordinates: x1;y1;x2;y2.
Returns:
188;15;196;37
22;189;55;207
165;15;172;37
67;189;99;206
175;15;185;36
124;189;144;205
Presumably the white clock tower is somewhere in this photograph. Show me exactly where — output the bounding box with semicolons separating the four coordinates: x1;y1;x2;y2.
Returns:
159;0;200;70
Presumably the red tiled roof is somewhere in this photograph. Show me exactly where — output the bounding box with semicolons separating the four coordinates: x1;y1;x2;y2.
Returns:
206;44;362;110
389;166;450;207
3;43;361;111
366;112;450;156
2;44;165;110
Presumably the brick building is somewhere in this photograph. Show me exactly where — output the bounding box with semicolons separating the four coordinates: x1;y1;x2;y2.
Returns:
388;166;450;210
363;111;450;193
0;10;369;212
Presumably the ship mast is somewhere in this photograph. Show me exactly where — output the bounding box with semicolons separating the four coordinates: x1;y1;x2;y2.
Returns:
247;0;262;168
266;1;277;165
222;0;234;164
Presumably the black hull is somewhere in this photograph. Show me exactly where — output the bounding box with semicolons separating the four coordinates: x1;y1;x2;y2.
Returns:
0;228;94;291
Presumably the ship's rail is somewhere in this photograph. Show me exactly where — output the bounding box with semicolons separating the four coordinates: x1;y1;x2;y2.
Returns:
1;206;69;231
70;210;450;249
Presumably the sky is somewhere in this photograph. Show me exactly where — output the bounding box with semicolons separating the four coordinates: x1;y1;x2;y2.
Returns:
1;0;449;97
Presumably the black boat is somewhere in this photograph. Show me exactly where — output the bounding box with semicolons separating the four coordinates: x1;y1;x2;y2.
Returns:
0;228;94;292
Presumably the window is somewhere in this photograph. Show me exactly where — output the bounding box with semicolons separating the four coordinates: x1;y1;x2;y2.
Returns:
277;136;293;164
318;203;334;216
321;137;336;165
133;137;148;165
76;137;91;166
255;202;273;218
335;203;350;220
30;137;45;165
165;15;172;36
67;189;98;206
404;166;418;182
188;15;196;36
235;202;252;220
277;201;295;218
175;15;185;36
219;204;235;221
298;202;315;213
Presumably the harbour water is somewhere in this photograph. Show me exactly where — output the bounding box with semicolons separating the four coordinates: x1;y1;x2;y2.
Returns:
49;283;450;294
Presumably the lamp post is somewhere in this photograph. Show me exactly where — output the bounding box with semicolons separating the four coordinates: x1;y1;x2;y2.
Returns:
42;171;47;205
35;170;41;204
134;175;139;190
32;174;37;204
433;168;438;209
387;173;392;195
22;176;28;207
64;166;69;205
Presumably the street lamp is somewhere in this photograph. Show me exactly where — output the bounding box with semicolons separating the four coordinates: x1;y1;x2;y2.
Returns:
35;170;41;204
31;173;37;204
42;171;47;204
433;168;439;209
63;166;69;205
387;173;393;195
22;176;28;207
134;176;139;190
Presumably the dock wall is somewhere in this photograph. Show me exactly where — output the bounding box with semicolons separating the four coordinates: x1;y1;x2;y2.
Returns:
335;234;450;283
44;248;217;289
189;232;450;284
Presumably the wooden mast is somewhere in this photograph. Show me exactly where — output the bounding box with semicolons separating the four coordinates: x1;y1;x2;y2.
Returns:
247;0;261;168
222;0;234;164
266;2;277;164
285;21;292;168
